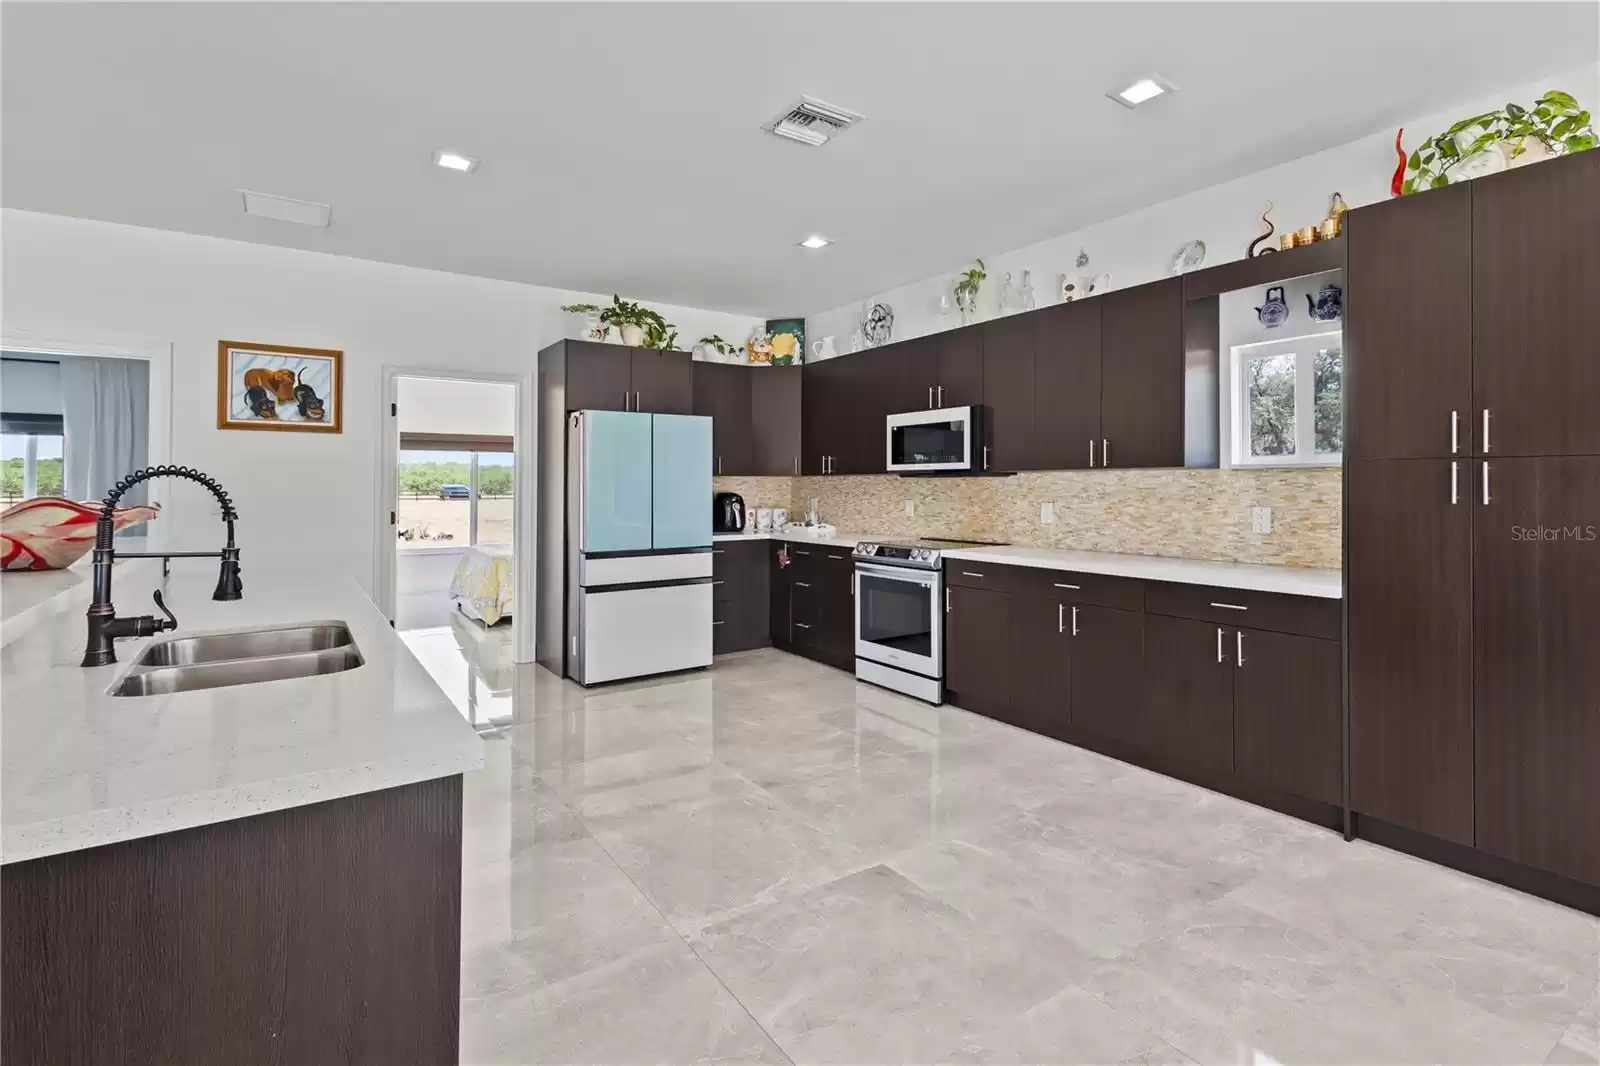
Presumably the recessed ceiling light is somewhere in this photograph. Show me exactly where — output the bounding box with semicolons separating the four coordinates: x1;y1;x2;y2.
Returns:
239;190;331;228
798;235;831;250
434;150;479;173
1109;76;1171;108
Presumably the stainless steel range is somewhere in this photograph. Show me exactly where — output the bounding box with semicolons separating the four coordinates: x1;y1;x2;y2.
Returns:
852;537;1006;703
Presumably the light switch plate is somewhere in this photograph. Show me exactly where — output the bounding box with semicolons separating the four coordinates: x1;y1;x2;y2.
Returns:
903;500;916;517
1041;501;1057;524
1252;506;1272;534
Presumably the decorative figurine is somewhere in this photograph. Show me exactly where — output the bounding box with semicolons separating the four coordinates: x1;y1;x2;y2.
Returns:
1019;270;1036;311
1256;285;1290;328
1391;129;1407;197
1306;282;1343;322
1247;202;1277;257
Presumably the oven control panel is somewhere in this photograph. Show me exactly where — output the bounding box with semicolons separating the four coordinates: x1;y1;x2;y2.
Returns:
853;543;940;568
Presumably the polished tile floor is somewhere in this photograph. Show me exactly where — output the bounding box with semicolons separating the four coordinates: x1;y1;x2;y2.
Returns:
425;645;1598;1065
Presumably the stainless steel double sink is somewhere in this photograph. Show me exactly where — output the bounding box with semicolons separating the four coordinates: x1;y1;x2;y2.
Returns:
109;622;364;696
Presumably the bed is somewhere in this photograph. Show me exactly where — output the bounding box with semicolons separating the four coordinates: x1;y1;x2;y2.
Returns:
448;544;514;625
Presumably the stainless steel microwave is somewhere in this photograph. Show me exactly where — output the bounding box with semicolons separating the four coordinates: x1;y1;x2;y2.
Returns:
885;405;981;473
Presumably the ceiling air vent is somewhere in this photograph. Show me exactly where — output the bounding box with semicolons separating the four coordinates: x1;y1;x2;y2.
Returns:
763;96;864;147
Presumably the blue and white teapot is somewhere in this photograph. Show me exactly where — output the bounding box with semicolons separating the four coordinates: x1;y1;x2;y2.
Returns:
1306;282;1343;322
1255;286;1290;328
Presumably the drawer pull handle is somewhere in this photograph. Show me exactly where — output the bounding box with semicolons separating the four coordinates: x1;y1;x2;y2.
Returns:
794;550;811;556
712;580;724;586
713;549;725;554
1210;602;1248;611
828;554;846;560
1053;582;1081;590
795;581;812;588
712;620;724;626
795;622;812;629
961;571;985;578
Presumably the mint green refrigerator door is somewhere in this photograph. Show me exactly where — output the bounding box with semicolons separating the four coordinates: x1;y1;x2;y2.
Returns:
651;414;712;549
579;410;653;553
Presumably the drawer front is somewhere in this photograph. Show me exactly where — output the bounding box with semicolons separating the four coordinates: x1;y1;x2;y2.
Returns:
1145;581;1340;640
944;562;1013;592
1007;567;1144;612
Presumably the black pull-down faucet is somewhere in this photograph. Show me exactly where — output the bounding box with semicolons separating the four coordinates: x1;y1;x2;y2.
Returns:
82;466;242;667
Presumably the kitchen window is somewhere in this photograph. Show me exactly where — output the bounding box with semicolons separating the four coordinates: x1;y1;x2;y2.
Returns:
1230;331;1342;467
396;434;514;550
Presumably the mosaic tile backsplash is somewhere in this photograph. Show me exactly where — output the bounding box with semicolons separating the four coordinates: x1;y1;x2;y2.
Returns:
715;469;1342;569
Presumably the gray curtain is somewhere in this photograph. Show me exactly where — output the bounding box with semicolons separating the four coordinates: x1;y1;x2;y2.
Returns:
59;355;149;504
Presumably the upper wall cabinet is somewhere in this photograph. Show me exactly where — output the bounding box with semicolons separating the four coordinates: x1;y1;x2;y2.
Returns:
1099;277;1185;469
935;325;985;410
1471;150;1600;458
1345;184;1473;460
749;365;803;477
1031;300;1103;470
556;341;694;415
981;313;1035;471
692;362;752;476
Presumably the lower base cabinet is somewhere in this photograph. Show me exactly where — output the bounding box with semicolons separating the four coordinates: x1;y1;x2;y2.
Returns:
1008;594;1072;737
784;544;854;671
713;542;770;654
1233;627;1342;806
1143;614;1236;776
945;585;1012;719
1067;604;1146;751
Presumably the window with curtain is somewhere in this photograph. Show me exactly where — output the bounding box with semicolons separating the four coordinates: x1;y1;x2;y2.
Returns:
396;433;513;550
3;353;150;508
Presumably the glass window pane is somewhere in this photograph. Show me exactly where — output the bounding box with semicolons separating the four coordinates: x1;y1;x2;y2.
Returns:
1247;353;1297;458
1314;345;1343;455
397;449;471;549
477;452;514;546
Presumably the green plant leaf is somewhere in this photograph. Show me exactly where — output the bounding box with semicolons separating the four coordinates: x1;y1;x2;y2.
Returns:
1553;116;1576;138
1506;103;1526;119
1432;174;1449;188
1407;150;1423;169
1542;90;1579;110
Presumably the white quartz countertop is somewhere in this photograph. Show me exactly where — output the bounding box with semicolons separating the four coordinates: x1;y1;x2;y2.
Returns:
1;562;484;864
712;531;1341;598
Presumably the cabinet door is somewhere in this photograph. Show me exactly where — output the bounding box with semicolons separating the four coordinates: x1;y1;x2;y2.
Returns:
945;584;1011;719
846;347;906;474
802;356;855;474
1099;278;1184;469
751;365;803;476
789;556;822;657
630;348;693;414
936;325;985;409
769;544;792;647
1345;182;1472;459
1474;456;1600;884
894;336;942;412
1067;605;1144;748
1233;629;1342;805
1348;458;1474;845
1143;614;1235;775
981;313;1035;471
1472;151;1600;457
1009;594;1071;738
693;363;752;476
1033;300;1102;470
564;342;633;413
818;551;857;666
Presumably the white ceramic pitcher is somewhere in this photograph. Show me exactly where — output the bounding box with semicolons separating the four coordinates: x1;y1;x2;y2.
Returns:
810;336;838;361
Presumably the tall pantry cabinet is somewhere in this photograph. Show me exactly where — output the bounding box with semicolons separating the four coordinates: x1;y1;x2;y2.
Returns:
1346;149;1600;889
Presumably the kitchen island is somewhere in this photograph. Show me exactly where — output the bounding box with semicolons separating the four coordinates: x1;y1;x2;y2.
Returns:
0;561;483;1064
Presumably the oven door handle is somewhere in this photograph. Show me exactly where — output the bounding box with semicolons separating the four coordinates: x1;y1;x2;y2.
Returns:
854;561;939;584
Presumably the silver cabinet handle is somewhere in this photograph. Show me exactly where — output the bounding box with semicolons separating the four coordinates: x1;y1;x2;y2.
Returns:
938;385;945;406
1451;411;1460;455
795;581;812;588
1058;603;1065;634
1451;461;1459;505
795;622;811;629
852;572;857;596
945;588;950;613
712;580;725;586
634;391;641;411
961;571;984;578
623;391;630;411
827;553;846;560
1217;626;1225;663
1089;439;1096;468
1209;602;1248;611
1102;439;1110;467
1482;409;1491;453
1483;461;1490;505
1071;605;1079;636
983;445;990;470
1236;630;1245;667
793;549;811;556
713;548;725;554
1053;582;1080;590
928;385;934;408
794;456;800;475
712;620;724;626
717;456;722;475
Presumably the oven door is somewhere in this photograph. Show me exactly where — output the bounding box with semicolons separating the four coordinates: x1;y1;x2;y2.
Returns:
886;406;974;473
854;561;941;678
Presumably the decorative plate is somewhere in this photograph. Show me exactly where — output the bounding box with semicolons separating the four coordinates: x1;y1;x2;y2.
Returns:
1;496;160;571
1170;239;1207;274
863;303;894;346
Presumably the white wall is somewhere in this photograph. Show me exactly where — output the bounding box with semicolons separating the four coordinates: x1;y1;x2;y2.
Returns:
397;377;515;437
807;63;1600;347
1;209;760;588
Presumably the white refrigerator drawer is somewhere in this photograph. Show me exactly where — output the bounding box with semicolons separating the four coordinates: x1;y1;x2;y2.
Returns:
581;551;713;587
580;583;712;684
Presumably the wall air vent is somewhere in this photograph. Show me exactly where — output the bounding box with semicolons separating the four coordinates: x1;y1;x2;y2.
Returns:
762;96;864;147
239;190;332;228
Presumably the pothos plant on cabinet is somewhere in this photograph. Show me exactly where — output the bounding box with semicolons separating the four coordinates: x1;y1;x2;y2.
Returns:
1402;90;1594;194
560;295;678;348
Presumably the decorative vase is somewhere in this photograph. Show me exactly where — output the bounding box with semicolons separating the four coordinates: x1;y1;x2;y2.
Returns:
580;315;606;342
1507;137;1554;168
1019;270;1036;311
2;497;161;571
619;324;645;346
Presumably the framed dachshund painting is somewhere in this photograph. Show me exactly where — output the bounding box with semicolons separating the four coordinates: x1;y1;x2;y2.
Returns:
217;340;343;433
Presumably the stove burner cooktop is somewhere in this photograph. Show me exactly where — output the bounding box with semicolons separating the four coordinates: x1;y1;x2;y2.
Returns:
852;537;1009;569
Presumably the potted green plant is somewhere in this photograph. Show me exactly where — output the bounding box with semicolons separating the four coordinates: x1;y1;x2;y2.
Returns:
559;302;607;341
695;335;740;363
561;296;673;346
1402;90;1594;194
953;258;987;324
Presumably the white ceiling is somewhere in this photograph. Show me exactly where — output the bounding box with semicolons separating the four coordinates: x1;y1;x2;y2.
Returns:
3;3;1595;316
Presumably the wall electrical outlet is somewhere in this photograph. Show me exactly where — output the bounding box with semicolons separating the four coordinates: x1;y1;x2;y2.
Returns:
1252;506;1273;534
903;499;915;517
1041;501;1057;524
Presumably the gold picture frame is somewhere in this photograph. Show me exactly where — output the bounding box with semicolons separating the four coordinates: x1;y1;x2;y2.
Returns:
217;340;343;433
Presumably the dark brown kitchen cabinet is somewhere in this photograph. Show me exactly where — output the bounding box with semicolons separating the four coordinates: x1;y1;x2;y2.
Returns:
1233;628;1342;806
768;542;792;649
1142;613;1235;776
693;363;751;476
1067;604;1146;749
785;545;853;670
1098;277;1184;469
945;584;1011;719
1472;151;1600;458
1032;300;1103;470
750;365;803;476
1344;182;1473;460
558;340;634;413
712;542;769;654
1473;456;1600;885
1008;593;1072;737
629;348;693;414
981;313;1035;471
802;355;863;474
935;325;985;410
1348;458;1474;846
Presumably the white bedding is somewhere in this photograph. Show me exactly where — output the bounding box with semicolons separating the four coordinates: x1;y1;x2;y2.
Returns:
449;544;514;625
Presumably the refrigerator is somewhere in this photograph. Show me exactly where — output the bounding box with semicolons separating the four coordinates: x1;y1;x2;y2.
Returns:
565;410;714;684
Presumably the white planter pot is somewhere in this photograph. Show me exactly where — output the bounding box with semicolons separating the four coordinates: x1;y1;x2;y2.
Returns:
619;324;645;347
